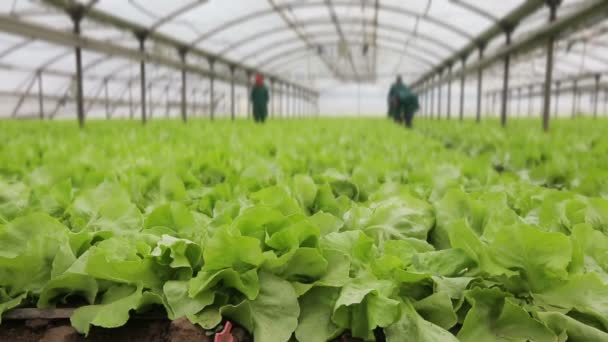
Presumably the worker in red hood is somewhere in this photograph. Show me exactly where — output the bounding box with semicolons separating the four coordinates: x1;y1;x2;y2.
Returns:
251;74;269;123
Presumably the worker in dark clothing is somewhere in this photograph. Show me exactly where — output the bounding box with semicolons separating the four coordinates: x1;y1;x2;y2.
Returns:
388;76;420;128
251;74;269;123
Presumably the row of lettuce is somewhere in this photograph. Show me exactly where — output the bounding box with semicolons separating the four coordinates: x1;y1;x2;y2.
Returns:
418;119;608;197
0;120;607;341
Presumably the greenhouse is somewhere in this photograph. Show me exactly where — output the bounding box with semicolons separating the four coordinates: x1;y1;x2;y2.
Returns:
0;1;608;341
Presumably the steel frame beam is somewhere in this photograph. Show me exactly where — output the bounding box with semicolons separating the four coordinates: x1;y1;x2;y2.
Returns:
147;0;208;33
501;29;513;127
266;0;343;79
260;41;435;72
71;9;85;128
246;71;252;118
502;83;608;98
554;81;561;118
459;57;466;121
483;71;608;97
239;30;443;68
209;59;215;120
37;70;44;119
179;49;188;122
413;0;545;86
572;79;579;118
41;0;316;95
414;0;608;89
137;33;147;124
593;74;601;118
430;75;435;120
268;52;425;81
528;85;534;117
476;46;485;123
0;90;200;112
0;14;252;88
447;65;453;120
218;19;456;57
11;74;37;118
543;1;560;131
323;0;359;79
230;65;236;121
438;70;443;119
190;0;474;49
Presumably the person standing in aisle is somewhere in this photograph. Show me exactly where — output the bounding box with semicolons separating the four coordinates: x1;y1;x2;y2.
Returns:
388;76;420;128
251;74;269;123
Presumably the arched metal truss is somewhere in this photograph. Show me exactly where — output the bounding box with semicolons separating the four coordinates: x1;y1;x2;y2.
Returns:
261;41;434;69
0;0;606;130
218;19;457;56
188;0;479;47
266;46;433;79
240;30;443;67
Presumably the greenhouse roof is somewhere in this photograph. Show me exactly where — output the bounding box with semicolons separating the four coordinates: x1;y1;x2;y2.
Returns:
0;0;607;118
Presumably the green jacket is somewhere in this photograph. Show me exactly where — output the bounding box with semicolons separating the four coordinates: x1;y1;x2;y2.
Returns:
388;83;419;117
251;85;269;119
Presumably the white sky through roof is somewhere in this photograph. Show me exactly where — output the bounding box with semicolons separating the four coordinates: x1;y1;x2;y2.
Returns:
0;0;606;118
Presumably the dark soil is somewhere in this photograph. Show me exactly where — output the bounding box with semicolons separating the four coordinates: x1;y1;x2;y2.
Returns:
0;315;381;342
0;319;171;342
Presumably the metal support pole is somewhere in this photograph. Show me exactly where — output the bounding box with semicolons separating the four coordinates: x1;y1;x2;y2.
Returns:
148;83;153;119
542;1;559;131
517;88;522;117
136;32;148;124
209;59;215;120
297;87;301;118
425;82;430;118
604;89;608;116
296;87;300;118
285;85;289;117
191;88;197;117
71;10;85;128
593;74;601;118
476;45;485;123
246;72;252;118
230;65;236;121
572;79;578;118
447;66;453;120
422;89;427;118
528;85;534;117
425;89;430;118
437;71;443;120
104;78;109;119
501;30;513;127
554;81;560;118
279;83;283;118
37;70;44;120
269;79;274;118
179;48;188;122
299;88;303;118
292;87;296;118
165;85;170;118
291;85;295;118
459;58;466;121
128;81;134;119
430;76;435;120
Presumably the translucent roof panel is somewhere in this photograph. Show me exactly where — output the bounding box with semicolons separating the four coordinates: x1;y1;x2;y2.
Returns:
0;0;606;117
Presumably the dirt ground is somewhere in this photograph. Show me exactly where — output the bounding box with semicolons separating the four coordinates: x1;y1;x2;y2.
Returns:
0;318;378;342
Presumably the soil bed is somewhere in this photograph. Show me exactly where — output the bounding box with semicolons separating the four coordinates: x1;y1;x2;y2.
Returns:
1;309;377;342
